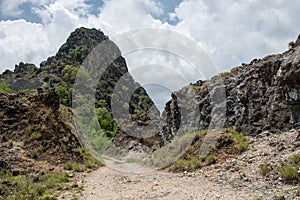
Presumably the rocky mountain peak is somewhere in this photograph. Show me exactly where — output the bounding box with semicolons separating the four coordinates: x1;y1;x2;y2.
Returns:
41;27;108;67
56;27;108;62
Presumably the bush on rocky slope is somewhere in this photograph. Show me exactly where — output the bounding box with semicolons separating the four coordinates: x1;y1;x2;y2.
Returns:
168;129;249;172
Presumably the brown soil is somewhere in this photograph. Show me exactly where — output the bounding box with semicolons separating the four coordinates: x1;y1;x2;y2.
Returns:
77;130;300;200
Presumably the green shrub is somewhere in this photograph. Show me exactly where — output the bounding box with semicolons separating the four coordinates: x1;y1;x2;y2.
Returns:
55;86;72;106
62;65;78;82
147;133;196;169
289;154;300;165
19;88;37;93
289;41;295;49
259;163;273;176
278;164;299;183
0;80;12;93
0;170;70;200
258;154;300;183
192;81;211;93
96;107;117;139
170;155;202;172
202;154;216;165
194;130;207;141
64;161;85;172
224;129;249;151
78;147;103;169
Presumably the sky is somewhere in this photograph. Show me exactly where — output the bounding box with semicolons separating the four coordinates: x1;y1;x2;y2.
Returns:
1;0;300;110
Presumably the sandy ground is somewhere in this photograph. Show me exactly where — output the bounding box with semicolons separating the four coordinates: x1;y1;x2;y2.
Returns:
76;131;300;200
78;166;256;200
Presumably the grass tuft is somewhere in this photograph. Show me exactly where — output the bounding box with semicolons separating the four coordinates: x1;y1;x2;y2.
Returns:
224;129;249;151
0;170;70;200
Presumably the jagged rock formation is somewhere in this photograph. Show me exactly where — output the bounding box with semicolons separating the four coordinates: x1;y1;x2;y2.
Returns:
1;27;299;170
0;27;160;158
162;34;300;139
0;89;83;174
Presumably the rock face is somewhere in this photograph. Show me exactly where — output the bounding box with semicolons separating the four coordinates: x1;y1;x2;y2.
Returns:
0;90;83;174
1;27;299;163
162;35;300;138
0;27;160;156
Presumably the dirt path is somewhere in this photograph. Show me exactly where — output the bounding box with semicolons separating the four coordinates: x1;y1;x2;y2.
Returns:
79;166;256;200
78;131;300;200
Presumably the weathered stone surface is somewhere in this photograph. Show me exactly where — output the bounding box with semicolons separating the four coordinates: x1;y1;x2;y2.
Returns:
161;35;300;138
0;90;83;174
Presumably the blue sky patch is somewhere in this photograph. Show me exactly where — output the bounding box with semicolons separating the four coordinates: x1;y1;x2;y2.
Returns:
154;0;182;25
0;2;42;23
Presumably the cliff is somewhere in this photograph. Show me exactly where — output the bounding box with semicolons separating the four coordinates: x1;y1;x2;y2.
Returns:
161;34;300;140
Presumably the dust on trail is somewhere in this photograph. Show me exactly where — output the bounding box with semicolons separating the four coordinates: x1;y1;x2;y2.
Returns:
79;166;256;200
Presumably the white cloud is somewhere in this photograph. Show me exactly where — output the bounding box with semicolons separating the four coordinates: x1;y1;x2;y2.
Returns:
0;0;52;16
0;0;90;71
1;0;300;107
0;19;51;71
0;0;28;16
86;0;164;35
171;0;300;70
1;0;300;73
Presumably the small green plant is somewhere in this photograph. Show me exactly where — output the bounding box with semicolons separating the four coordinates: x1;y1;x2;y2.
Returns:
64;161;85;172
201;154;216;165
0;170;70;200
224;129;249;151
275;154;300;183
0;80;12;93
192;81;211;93
259;163;273;176
258;154;300;183
170;155;202;172
78;147;103;169
278;164;299;183
95;107;117;138
55;86;72;106
289;41;295;49
194;130;207;141
289;154;300;165
19;88;38;93
192;85;201;93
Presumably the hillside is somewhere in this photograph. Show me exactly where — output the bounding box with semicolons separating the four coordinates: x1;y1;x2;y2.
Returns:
161;34;300;139
0;27;160;199
0;27;299;199
0;27;161;155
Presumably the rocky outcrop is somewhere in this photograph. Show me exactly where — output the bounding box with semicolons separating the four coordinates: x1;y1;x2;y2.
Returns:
0;27;161;156
0;90;83;174
162;35;300;139
2;27;299;163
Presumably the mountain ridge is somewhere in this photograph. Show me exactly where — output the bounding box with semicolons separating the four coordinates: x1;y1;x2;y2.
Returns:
0;27;299;199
